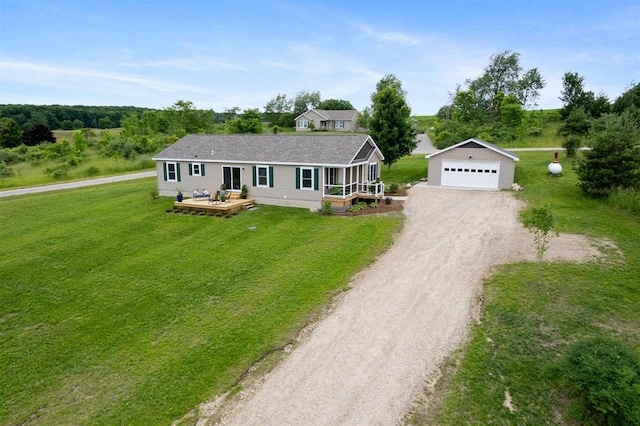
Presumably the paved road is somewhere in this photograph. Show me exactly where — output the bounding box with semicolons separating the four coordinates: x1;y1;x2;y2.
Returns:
0;171;156;198
217;186;528;426
412;133;437;154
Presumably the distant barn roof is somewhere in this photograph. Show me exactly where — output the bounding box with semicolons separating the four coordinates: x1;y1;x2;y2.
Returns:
153;134;383;166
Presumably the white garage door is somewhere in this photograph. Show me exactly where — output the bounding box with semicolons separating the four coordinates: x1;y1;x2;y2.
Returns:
441;160;500;189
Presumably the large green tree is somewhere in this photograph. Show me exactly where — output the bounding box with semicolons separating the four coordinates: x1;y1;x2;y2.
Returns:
369;74;417;170
264;93;294;127
317;99;355;110
468;50;545;113
293;90;321;116
559;72;589;118
612;83;640;114
576;111;640;196
0;117;23;148
357;106;372;130
226;108;263;134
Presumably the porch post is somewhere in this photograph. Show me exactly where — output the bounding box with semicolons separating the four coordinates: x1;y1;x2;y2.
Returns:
342;167;346;199
322;167;325;197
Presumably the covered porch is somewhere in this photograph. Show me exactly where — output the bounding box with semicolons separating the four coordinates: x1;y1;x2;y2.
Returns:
321;164;384;209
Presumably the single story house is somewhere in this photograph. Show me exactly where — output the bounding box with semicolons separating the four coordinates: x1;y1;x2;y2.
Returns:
426;138;519;190
152;134;385;211
295;109;359;132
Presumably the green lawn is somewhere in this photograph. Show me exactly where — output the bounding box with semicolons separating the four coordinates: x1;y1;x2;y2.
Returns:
381;155;428;185
0;179;402;425
503;121;565;148
410;152;640;424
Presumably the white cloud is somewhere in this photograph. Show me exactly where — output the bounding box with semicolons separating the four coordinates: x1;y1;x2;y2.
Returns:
352;22;422;46
0;60;211;94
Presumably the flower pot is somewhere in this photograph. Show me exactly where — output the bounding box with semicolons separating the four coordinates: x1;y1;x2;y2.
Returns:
177;194;183;202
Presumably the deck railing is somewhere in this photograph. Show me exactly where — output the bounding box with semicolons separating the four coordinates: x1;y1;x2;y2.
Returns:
324;181;384;198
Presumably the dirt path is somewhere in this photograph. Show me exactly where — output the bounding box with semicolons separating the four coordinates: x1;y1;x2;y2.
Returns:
210;186;544;425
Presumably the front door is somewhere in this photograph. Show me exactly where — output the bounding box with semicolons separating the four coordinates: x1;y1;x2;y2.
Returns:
222;166;241;190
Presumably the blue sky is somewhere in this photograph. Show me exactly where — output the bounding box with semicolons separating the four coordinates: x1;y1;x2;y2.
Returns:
0;0;638;114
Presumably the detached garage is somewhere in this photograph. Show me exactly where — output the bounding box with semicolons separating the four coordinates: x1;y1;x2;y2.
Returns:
426;138;519;190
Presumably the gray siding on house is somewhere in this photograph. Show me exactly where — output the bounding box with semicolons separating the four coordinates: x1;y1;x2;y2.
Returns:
296;110;326;131
157;161;324;208
427;147;515;189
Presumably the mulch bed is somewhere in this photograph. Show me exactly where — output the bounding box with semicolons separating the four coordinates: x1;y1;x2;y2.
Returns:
332;199;404;216
385;188;408;197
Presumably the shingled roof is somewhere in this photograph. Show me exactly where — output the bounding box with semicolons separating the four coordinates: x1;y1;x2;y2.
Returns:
153;134;383;166
295;109;357;121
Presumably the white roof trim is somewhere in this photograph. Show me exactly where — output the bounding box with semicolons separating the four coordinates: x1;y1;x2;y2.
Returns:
348;135;385;164
426;138;520;161
350;110;358;121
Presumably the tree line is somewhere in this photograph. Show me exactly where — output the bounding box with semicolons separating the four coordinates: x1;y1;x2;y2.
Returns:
0;104;158;130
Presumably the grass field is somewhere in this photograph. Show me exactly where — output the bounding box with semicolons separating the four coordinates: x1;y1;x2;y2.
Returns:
0;179;402;424
52;127;122;141
410;152;640;424
0;128;156;190
381;154;428;185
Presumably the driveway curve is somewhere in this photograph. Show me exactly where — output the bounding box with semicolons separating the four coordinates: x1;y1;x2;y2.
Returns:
0;171;155;198
412;133;436;155
218;185;526;426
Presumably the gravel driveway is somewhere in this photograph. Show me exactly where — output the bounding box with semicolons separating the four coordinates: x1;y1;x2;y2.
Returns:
215;185;528;425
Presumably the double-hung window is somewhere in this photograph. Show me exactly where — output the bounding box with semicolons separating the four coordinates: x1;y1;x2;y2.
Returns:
301;167;313;189
192;163;201;176
335;120;344;129
167;162;177;182
257;165;269;187
299;120;308;128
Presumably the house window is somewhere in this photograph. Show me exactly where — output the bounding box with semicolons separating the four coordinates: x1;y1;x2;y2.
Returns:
336;121;344;129
369;163;378;181
192;163;201;176
301;167;313;189
167;162;177;182
257;165;269;187
299;120;308;128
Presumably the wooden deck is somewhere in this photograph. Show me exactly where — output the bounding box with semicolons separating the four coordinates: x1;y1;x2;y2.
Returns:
174;197;255;214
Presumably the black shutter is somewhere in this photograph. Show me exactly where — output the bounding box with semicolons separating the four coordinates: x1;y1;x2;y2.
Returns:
295;167;300;189
252;166;257;186
201;163;205;176
269;166;274;188
314;168;319;190
163;162;167;181
189;163;193;176
177;164;181;182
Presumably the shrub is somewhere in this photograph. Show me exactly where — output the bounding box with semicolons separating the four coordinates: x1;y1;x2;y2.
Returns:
150;190;160;200
272;125;280;134
0;161;14;177
1;148;24;165
321;201;333;214
562;336;640;425
385;197;392;205
370;202;379;208
47;165;70;180
563;135;582;158
576;111;639;196
349;201;367;213
476;131;494;143
85;166;100;177
389;183;399;192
